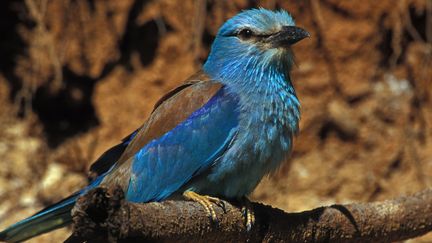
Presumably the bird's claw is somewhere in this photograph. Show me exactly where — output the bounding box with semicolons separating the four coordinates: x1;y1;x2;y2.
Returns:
241;197;255;231
183;191;225;222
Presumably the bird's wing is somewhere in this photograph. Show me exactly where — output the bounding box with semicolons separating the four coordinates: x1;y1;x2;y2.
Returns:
99;71;240;202
117;71;223;163
88;71;218;179
88;130;137;180
125;83;239;202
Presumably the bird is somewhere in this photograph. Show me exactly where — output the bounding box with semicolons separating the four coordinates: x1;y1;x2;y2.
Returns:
0;8;309;242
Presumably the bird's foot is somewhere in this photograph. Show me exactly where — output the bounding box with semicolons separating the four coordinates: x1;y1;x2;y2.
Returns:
241;197;255;231
183;191;225;222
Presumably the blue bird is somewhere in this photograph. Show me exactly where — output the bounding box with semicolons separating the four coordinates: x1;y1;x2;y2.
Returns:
0;8;309;242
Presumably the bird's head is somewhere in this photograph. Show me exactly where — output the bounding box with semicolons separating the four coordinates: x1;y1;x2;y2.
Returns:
204;8;309;83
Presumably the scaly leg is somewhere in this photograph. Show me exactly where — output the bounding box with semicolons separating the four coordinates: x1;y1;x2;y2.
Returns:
241;197;255;231
183;191;225;222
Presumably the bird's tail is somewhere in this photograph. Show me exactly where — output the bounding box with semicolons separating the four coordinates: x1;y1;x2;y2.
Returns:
0;193;78;243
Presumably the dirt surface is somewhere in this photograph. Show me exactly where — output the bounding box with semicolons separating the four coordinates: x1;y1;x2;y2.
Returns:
0;0;431;242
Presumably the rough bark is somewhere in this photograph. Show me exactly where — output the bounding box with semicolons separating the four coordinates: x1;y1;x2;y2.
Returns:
65;186;432;243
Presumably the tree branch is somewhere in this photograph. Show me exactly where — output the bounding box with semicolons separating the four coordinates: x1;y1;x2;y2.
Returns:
65;186;432;243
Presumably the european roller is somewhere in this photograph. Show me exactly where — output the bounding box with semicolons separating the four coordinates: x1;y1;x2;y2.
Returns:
0;8;309;242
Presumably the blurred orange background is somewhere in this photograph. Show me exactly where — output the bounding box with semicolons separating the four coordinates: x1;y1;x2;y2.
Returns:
0;0;431;242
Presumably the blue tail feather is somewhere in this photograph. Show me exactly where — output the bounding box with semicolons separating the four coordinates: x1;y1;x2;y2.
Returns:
0;193;77;243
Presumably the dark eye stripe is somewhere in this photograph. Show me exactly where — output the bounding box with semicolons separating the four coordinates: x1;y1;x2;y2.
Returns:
222;29;273;39
254;33;272;38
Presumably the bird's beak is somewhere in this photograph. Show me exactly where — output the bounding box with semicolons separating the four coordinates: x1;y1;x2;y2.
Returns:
268;26;310;48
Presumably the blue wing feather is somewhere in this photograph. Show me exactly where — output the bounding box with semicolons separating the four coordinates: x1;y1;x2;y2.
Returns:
126;86;239;202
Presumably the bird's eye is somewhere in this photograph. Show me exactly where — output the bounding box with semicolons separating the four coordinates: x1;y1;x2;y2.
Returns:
237;29;254;40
